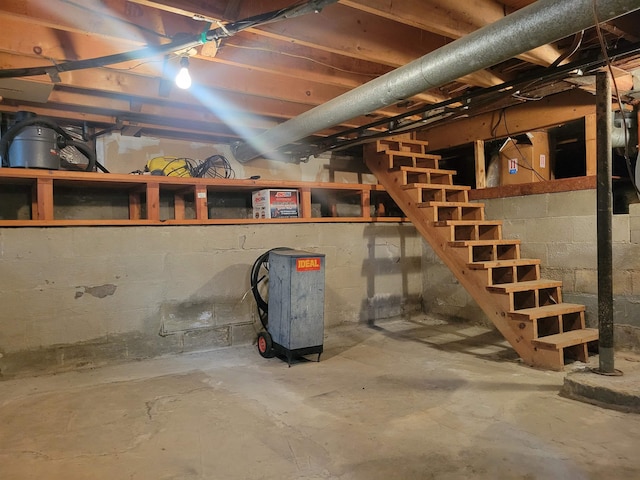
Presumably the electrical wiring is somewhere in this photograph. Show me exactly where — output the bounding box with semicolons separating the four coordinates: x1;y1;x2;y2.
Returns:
145;154;235;178
0;0;338;80
489;108;547;182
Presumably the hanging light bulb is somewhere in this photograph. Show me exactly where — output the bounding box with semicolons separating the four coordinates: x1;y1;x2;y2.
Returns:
175;56;192;89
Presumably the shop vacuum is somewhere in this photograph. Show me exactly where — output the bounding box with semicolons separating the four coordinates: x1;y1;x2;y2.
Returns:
0;111;95;171
251;248;325;365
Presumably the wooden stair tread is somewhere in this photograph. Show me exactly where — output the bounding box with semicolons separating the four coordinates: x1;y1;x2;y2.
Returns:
468;259;541;269
487;279;562;293
510;303;585;320
402;183;470;191
450;239;521;247
378;139;431;148
425;201;484;208
399;166;456;175
385;150;441;160
532;328;599;349
434;220;502;227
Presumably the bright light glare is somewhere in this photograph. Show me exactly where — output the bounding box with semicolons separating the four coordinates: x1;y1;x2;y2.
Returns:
175;66;192;89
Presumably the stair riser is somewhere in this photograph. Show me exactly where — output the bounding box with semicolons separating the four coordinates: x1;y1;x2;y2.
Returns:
388;156;439;170
419;205;485;222
438;225;503;242
504;286;562;312
405;172;454;185
510;311;586;341
409;189;468;203
464;244;521;263
487;264;540;286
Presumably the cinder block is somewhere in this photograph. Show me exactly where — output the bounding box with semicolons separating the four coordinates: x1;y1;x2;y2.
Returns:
571;216;597;243
541;267;575;292
502;218;526;240
575;269;598;294
632;271;640;296
231;323;258;345
548;190;595;217
525;217;573;243
548;242;597;269
614;270;633;296
182;326;230;351
613;215;630;243
613;244;640;270
503;193;548;219
520;242;548;264
160;301;214;335
482;198;504;220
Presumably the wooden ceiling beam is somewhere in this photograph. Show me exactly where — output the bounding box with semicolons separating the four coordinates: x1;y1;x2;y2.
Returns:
0;51;409;121
0;0;193;45
340;0;566;68
418;88;596;150
126;0;502;88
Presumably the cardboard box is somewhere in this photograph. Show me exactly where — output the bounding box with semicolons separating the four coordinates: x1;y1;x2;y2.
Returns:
499;131;550;185
252;189;299;219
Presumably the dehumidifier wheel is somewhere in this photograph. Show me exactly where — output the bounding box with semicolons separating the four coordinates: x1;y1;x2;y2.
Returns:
257;331;275;358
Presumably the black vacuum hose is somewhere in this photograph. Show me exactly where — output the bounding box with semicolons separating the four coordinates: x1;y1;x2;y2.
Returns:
250;247;292;329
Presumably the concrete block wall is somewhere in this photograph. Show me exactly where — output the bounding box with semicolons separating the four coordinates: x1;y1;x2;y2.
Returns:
0;223;422;376
423;189;640;350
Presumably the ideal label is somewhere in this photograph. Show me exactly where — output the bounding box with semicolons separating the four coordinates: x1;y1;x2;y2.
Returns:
296;258;321;271
508;158;518;174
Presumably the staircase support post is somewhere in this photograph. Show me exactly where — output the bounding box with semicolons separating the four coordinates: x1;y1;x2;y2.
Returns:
596;71;615;373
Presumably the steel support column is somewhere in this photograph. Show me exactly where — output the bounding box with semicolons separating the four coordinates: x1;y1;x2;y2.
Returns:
596;71;615;373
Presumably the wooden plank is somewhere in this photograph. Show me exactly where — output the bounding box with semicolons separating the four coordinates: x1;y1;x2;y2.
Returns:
450;239;521;247
129;192;142;220
585;114;597;176
146;183;160;221
194;185;208;221
174;193;186;220
300;187;312;219
510;303;585;321
468;258;541;269
35;178;54;221
474;140;487;189
532;328;599;349
419;89;596;150
399;166;457;175
361;188;371;220
487;279;562;293
469;176;597;200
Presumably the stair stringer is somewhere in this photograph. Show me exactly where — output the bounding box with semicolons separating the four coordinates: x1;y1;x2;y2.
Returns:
364;146;538;365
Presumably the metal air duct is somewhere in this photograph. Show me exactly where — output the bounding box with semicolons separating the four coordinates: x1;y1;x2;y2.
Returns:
233;0;640;162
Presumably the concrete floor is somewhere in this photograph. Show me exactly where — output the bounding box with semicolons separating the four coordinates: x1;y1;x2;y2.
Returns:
1;316;639;480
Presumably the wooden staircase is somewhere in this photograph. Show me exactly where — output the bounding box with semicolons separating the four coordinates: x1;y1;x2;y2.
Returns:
364;137;598;370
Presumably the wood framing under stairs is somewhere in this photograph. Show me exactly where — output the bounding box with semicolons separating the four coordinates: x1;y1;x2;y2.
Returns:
364;137;598;370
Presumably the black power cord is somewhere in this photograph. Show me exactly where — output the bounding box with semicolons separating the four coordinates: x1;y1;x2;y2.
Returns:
250;248;292;330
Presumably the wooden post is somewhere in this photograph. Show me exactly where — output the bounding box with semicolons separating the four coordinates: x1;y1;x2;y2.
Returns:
300;187;312;219
174;193;185;220
146;182;160;221
361;188;371;220
585;113;597;176
34;178;54;221
474;140;486;189
194;185;208;220
129;191;142;220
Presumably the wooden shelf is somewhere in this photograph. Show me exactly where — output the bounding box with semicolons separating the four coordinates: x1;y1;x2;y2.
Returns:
0;169;406;226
